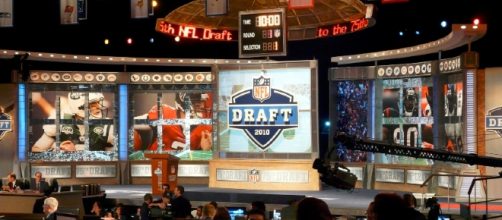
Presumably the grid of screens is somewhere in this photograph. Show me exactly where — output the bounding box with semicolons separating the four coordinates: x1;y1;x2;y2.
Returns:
128;88;213;161
380;78;433;164
443;81;463;153
28;84;118;161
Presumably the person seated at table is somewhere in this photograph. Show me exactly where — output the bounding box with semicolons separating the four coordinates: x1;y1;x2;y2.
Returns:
2;173;25;191
30;171;50;194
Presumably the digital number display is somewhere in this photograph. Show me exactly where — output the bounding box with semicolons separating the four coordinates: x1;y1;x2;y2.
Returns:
255;14;281;27
239;8;286;58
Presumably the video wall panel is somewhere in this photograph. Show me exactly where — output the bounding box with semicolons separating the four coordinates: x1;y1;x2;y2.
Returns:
217;64;315;155
443;81;463;152
334;80;369;162
28;84;118;161
129;87;213;161
380;77;433;164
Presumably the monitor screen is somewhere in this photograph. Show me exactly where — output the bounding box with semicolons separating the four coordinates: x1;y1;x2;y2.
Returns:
227;207;246;220
439;214;451;220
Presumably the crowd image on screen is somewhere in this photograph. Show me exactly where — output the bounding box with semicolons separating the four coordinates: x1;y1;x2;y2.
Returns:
335;81;369;162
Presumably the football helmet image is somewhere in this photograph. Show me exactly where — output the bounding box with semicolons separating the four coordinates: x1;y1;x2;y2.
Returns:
403;88;418;117
68;92;107;119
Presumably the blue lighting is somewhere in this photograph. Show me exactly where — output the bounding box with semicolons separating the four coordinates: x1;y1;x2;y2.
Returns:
18;84;26;161
441;20;447;28
415;30;420;35
398;31;404;36
119;85;128;161
149;38;155;43
324;121;331;127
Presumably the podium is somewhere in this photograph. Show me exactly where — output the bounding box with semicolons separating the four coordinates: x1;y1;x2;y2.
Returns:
144;153;180;195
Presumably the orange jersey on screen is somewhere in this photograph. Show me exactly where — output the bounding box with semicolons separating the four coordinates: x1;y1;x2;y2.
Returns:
144;104;212;151
146;105;184;151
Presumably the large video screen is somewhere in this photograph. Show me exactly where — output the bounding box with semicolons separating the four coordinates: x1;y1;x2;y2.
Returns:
217;67;313;153
129;89;213;160
334;80;369;162
381;77;433;164
28;85;117;161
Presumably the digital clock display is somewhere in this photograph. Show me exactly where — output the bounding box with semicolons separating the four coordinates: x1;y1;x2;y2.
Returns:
239;8;286;58
255;14;281;27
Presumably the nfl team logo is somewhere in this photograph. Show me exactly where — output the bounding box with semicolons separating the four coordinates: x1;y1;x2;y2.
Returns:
248;169;260;183
253;75;271;102
486;107;502;138
228;74;299;151
0;107;13;141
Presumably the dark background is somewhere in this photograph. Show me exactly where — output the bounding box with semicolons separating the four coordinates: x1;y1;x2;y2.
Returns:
0;0;500;157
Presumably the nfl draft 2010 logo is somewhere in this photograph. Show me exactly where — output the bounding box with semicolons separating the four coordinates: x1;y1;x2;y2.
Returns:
228;75;298;151
486;107;502;137
0;106;13;141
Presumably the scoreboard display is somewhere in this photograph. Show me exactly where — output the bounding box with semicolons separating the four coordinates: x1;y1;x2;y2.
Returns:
239;8;287;58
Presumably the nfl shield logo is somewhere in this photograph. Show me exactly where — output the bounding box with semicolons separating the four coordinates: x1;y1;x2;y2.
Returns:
0;109;13;141
274;29;281;38
253;75;271;102
248;169;260;183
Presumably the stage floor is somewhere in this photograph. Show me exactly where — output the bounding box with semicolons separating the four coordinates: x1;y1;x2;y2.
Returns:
102;184;502;218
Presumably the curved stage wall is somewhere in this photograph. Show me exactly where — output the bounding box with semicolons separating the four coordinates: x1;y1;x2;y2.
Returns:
0;60;320;191
329;52;502;199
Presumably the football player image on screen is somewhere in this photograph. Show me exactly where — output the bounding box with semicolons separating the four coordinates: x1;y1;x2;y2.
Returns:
133;92;213;151
421;86;433;117
403;88;418;117
445;84;457;117
382;89;400;117
31;92;115;152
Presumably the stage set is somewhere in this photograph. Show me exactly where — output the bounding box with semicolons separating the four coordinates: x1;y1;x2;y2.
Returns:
1;20;502;219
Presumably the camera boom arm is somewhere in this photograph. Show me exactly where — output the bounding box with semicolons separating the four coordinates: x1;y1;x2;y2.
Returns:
334;132;502;168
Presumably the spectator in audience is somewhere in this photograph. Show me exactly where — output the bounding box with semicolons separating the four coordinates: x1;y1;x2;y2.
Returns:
403;193;426;220
366;202;375;220
31;171;50;194
32;187;54;213
296;197;332;220
213;206;231;220
113;203;128;220
246;209;266;220
43;197;59;220
91;200;104;217
141;193;154;220
280;199;299;220
251;201;266;214
201;203;216;220
171;185;192;218
104;211;114;219
210;201;219;209
372;192;412;220
151;193;171;210
192;205;203;219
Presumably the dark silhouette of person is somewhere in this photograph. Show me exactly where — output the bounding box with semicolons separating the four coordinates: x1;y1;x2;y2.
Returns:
296;197;332;220
171;185;192;218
